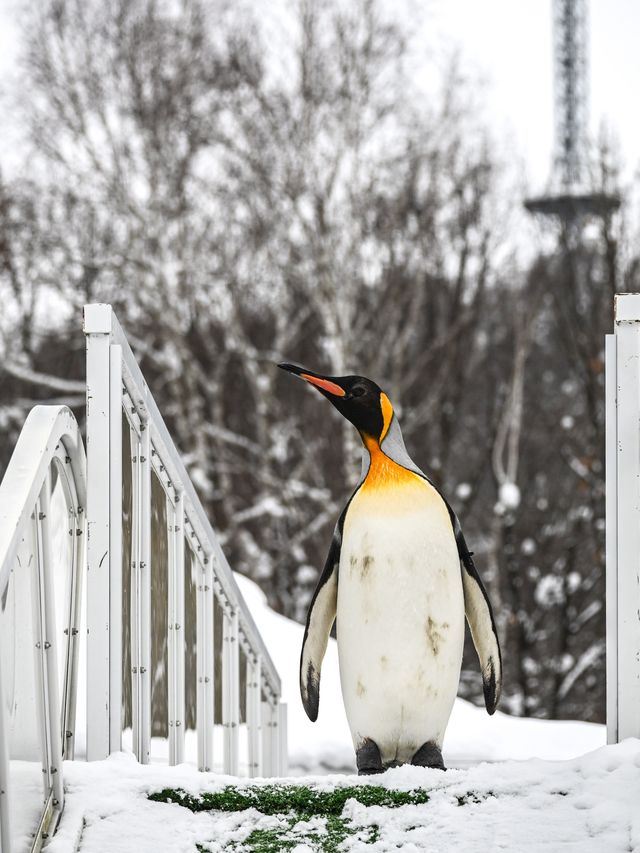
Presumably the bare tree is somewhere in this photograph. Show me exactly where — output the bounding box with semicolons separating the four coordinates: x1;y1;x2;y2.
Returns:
2;0;636;722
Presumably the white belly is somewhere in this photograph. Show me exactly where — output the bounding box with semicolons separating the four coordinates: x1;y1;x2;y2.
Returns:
336;479;464;763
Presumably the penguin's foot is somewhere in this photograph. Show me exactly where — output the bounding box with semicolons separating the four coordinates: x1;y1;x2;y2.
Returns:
356;738;384;775
411;741;446;770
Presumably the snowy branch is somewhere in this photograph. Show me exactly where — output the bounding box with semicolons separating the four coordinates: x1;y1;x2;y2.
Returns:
2;361;85;394
557;642;605;701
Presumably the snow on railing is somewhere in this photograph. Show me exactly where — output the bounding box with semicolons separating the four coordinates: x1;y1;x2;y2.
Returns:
605;293;640;744
0;406;86;853
84;304;286;776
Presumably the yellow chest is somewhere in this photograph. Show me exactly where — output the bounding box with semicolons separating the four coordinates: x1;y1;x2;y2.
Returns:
347;446;450;524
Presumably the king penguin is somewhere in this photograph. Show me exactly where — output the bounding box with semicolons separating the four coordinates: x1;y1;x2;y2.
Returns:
278;363;502;773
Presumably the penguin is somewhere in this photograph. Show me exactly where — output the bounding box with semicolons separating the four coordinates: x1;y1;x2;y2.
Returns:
278;363;502;773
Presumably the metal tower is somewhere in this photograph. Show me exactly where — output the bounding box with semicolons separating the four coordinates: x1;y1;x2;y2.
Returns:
525;0;620;221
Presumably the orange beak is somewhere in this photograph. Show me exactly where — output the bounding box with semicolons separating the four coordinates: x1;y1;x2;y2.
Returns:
299;373;346;397
278;363;347;397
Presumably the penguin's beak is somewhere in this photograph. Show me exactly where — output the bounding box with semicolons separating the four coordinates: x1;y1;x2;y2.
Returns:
277;363;346;398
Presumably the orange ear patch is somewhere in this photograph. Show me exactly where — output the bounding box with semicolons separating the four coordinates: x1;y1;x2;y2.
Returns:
380;392;394;442
301;373;346;397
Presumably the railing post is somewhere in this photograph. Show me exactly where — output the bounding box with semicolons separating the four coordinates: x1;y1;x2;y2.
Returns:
0;649;9;853
139;426;151;763
84;304;123;760
278;703;288;777
168;492;185;765
247;655;262;777
64;488;85;761
37;473;65;813
130;424;151;764
260;700;280;777
605;331;618;744
259;699;286;777
608;293;640;742
263;701;287;777
109;346;123;754
260;701;271;776
197;556;214;771
269;703;280;776
223;608;240;775
130;428;141;760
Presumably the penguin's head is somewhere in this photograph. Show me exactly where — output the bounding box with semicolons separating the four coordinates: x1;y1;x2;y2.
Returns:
278;363;394;445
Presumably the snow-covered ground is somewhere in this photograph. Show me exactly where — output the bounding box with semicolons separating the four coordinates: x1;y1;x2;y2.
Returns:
36;572;639;852
47;743;640;852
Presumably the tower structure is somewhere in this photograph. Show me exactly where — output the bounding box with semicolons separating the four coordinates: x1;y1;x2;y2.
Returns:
525;0;619;221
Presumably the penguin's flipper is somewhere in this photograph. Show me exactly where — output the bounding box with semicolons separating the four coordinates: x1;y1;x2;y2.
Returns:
450;512;502;715
299;527;341;722
461;554;502;714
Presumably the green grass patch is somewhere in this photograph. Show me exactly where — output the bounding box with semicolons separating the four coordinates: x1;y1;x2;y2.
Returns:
151;783;425;851
149;783;430;815
154;783;507;851
199;815;378;853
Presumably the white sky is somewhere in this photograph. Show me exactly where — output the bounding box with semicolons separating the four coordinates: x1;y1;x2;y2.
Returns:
424;0;640;190
0;0;638;190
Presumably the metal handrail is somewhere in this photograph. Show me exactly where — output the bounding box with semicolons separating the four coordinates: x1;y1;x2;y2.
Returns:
0;407;86;597
84;304;286;775
113;318;281;697
0;406;86;853
0;311;288;852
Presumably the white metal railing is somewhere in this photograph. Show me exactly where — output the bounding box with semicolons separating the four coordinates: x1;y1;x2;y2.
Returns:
83;304;286;775
0;406;86;853
605;292;640;744
0;308;288;850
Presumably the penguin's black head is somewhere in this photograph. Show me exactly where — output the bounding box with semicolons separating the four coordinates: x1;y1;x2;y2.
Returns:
278;363;393;444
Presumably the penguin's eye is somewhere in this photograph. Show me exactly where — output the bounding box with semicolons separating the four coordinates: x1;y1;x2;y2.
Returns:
351;386;366;398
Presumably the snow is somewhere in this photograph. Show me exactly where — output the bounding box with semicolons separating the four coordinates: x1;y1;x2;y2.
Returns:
567;571;582;593
234;496;287;523
498;481;521;510
6;762;44;853
37;571;627;852
454;482;471;501
534;574;565;608
45;742;640;853
557;643;606;703
520;537;536;555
